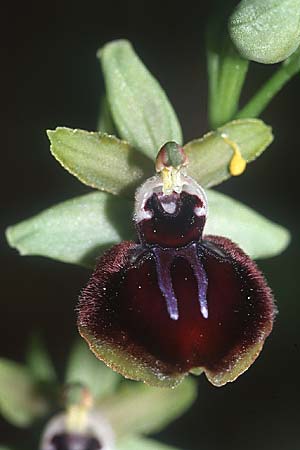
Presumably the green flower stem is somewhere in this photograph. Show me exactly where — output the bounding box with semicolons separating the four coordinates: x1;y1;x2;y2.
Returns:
236;47;300;119
215;38;249;128
206;21;221;129
206;20;249;129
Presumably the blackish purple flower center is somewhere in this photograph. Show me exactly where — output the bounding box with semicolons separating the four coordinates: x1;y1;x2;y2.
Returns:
134;176;208;321
51;433;102;450
137;192;205;248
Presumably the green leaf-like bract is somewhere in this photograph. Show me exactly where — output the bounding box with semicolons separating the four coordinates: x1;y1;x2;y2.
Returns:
65;340;120;400
6;189;289;265
184;119;273;187
101;378;196;438
0;359;47;427
99;40;183;159
47;127;152;197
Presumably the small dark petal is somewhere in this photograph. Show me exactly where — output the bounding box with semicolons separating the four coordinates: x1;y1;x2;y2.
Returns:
51;433;102;450
78;235;275;387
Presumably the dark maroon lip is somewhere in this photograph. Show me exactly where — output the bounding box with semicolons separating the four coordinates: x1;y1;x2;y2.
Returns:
79;234;274;373
78;176;275;386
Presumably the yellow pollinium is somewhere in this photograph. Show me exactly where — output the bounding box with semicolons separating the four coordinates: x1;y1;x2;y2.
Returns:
220;133;247;176
230;151;247;176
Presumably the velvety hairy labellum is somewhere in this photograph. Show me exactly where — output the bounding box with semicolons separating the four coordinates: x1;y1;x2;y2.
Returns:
78;144;275;387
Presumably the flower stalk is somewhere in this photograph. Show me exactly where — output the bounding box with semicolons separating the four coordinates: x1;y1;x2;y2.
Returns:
237;48;300;118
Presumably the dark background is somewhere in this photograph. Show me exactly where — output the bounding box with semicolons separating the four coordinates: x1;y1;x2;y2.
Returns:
1;0;299;449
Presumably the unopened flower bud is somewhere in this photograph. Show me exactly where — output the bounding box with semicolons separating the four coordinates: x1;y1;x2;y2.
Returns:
229;0;300;64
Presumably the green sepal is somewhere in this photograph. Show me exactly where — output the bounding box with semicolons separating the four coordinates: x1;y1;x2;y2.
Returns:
47;127;152;197
184;119;273;188
97;95;116;135
6;191;134;268
0;359;48;427
101;378;196;438
6;186;290;269
65;339;120;400
116;437;182;450
205;190;290;259
99;39;182;159
26;334;57;384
